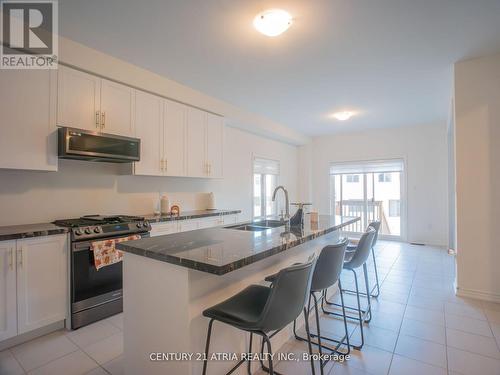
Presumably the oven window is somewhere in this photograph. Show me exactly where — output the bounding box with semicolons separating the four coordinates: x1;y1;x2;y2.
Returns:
72;248;122;303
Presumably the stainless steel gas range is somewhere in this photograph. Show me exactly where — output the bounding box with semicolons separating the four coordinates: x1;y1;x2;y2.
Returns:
54;215;151;329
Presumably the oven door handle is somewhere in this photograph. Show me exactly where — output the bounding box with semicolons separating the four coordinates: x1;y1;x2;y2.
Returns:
72;232;149;252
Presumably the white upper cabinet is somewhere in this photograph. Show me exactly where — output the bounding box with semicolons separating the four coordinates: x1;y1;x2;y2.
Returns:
163;100;187;176
57;65;101;132
186;108;224;178
134;90;164;176
206;113;224;178
0;68;57;171
57;66;134;136
186;107;208;178
100;78;135;136
0;241;17;341
16;235;67;334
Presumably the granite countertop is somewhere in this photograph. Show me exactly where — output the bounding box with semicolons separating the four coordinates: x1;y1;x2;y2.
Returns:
0;223;69;241
0;209;241;242
145;209;241;223
117;215;360;275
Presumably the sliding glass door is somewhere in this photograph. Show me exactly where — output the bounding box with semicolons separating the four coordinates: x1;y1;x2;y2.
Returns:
330;160;404;239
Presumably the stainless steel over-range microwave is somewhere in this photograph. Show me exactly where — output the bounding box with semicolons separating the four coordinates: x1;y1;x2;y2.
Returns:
58;127;140;163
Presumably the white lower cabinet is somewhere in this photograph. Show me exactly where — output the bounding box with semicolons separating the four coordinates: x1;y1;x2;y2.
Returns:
178;220;200;233
0;235;68;342
198;216;223;229
16;235;68;334
223;214;239;225
149;215;235;237
0;241;17;341
150;221;179;237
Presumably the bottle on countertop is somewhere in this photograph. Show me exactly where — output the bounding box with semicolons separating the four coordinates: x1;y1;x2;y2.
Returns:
207;192;216;210
161;195;171;215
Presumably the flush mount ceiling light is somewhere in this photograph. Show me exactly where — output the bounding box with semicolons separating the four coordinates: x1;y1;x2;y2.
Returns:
332;111;355;121
253;9;293;37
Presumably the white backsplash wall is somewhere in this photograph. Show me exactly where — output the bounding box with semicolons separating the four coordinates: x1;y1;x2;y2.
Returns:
0;127;298;226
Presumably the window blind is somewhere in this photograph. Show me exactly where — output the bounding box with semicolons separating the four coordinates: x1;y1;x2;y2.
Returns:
329;159;404;175
253;157;280;175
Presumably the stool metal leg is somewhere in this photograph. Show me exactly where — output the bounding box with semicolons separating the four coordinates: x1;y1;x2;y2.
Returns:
295;291;350;356
303;306;316;375
351;269;365;349
362;263;372;323
247;333;253;375
371;247;380;297
202;319;214;375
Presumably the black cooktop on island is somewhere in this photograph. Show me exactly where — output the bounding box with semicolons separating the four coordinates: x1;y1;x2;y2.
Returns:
54;215;151;241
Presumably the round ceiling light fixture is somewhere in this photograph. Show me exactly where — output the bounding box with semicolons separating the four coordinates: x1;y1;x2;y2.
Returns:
253;9;293;37
332;111;355;121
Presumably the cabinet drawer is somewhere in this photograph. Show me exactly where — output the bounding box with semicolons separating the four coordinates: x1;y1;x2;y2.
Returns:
198;216;223;229
150;222;179;237
223;214;239;225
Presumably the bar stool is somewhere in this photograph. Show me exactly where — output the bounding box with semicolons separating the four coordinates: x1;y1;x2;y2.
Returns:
345;221;381;298
202;259;317;375
265;240;351;373
323;227;376;349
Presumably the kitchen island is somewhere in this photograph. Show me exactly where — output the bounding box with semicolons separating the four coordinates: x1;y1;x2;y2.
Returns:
117;215;359;375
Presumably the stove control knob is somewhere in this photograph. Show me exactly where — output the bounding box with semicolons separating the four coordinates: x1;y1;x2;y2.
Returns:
94;227;101;233
84;228;92;234
143;222;149;228
75;229;83;235
136;222;142;228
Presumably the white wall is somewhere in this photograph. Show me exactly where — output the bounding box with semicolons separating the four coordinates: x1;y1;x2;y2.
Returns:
454;52;500;302
302;124;449;246
0;127;298;226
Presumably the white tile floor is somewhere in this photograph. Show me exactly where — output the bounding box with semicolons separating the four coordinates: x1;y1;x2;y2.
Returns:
1;241;500;375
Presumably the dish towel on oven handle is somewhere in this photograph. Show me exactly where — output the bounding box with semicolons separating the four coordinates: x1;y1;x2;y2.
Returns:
90;234;141;271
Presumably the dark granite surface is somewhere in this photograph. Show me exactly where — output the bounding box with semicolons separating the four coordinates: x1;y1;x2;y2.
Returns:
117;215;360;275
0;223;69;241
145;209;241;223
0;210;240;242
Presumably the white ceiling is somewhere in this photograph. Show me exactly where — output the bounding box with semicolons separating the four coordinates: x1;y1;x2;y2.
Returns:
59;0;500;136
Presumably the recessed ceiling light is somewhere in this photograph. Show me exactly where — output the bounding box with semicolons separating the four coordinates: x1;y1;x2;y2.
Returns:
332;111;355;121
253;9;292;37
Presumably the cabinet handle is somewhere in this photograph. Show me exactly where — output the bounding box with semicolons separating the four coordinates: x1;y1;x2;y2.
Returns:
160;158;163;171
165;159;168;172
9;248;14;270
101;111;106;128
17;248;23;268
95;111;100;128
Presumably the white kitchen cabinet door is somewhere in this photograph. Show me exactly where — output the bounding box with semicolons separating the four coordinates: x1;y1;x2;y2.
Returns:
178;220;199;233
206;113;224;178
0;68;57;171
198;217;223;229
163;100;187;176
0;241;17;341
223;214;239;225
57;65;101;132
100;78;135;136
150;222;179;237
134;90;163;176
186;107;207;178
16;235;68;335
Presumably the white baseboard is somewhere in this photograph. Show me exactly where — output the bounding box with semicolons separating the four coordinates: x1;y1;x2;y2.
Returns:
455;286;500;303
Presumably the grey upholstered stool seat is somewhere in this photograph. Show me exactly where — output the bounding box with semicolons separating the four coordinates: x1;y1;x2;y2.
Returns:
202;260;317;375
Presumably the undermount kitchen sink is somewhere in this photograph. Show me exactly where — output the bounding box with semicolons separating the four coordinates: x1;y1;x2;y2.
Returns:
224;219;286;232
